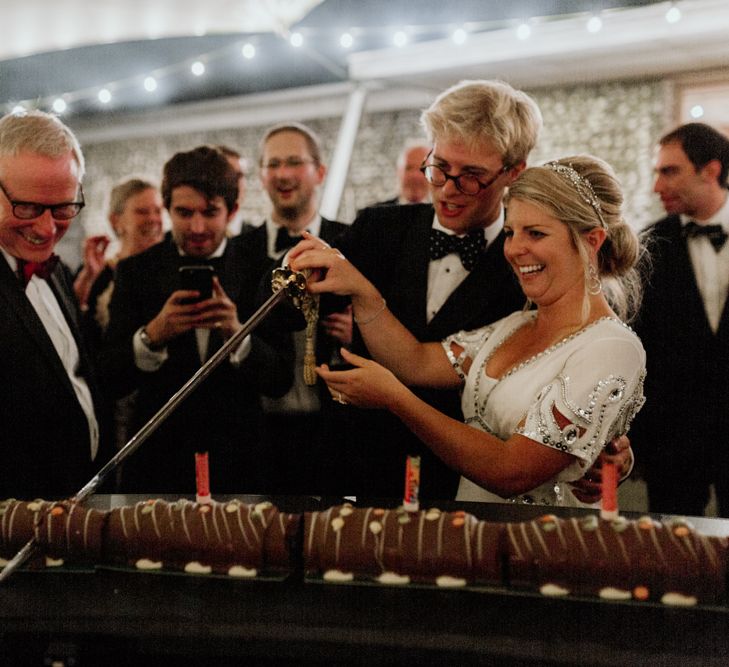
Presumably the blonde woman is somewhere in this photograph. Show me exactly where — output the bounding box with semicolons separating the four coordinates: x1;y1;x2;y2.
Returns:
291;155;645;508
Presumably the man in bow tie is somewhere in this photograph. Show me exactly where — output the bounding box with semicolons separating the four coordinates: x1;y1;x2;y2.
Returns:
0;110;108;498
323;80;632;501
633;122;729;517
317;81;534;499
100;145;293;493
240;122;349;493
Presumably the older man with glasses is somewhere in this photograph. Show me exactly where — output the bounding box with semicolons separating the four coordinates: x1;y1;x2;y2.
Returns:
0;110;109;499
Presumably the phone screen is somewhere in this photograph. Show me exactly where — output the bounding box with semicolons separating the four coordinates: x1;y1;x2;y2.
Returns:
179;265;215;303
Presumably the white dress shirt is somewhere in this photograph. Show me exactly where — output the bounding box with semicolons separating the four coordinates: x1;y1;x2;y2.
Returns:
426;209;504;323
681;194;729;333
2;249;99;460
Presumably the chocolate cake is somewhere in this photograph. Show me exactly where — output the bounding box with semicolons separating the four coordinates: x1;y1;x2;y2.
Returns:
304;504;503;586
104;498;297;576
505;513;729;606
3;495;728;608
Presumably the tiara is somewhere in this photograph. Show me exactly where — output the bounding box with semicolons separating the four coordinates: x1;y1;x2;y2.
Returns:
544;161;607;230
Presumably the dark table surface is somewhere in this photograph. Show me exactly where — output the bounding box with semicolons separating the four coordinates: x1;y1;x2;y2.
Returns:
2;495;729;666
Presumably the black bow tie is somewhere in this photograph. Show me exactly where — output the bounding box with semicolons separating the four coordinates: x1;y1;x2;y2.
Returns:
275;227;303;253
683;222;728;252
17;254;59;287
429;228;486;271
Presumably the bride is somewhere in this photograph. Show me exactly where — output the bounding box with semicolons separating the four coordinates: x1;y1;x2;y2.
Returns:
290;155;646;507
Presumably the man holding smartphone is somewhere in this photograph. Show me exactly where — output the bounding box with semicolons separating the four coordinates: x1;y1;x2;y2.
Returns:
100;146;293;493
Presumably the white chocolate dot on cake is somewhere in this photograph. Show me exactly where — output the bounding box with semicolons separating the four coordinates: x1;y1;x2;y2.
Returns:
323;569;354;582
136;558;163;570
184;561;212;575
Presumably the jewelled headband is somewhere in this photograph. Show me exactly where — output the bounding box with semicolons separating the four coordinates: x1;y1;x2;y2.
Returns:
544;161;608;230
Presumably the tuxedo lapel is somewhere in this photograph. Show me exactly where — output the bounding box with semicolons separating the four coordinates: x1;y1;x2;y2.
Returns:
49;266;82;343
389;214;431;335
664;217;715;334
0;256;79;396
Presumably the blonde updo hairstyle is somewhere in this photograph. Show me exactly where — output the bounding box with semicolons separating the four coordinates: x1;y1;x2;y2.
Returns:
504;154;644;322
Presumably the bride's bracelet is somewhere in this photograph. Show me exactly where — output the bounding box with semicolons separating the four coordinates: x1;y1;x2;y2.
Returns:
354;298;387;326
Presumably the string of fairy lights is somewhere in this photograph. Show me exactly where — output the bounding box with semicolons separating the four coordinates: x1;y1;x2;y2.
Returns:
5;2;686;116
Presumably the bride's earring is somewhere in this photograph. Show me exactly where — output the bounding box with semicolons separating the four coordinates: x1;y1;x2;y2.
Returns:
587;264;602;295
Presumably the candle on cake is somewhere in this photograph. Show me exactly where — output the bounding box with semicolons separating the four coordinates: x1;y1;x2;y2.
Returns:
195;451;212;505
403;455;421;512
600;461;618;520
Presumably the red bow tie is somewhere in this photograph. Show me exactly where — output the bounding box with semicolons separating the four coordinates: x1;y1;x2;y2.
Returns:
18;255;59;286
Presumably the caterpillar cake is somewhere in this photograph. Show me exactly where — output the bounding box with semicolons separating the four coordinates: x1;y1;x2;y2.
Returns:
304;504;503;587
3;496;729;607
504;513;729;606
0;499;105;568
104;498;297;577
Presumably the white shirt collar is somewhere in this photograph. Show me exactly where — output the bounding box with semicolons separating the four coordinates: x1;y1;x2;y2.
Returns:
265;214;322;259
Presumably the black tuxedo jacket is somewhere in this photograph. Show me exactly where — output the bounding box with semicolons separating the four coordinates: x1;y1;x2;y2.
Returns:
0;255;108;498
332;204;524;499
632;214;729;478
99;233;293;493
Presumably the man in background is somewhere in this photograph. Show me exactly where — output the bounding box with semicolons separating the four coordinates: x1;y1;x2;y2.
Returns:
100;145;292;494
372;139;430;207
244;122;350;493
0;110;107;498
633;122;729;517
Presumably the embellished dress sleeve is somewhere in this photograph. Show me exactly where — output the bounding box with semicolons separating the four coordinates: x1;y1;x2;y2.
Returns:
441;325;495;382
515;331;646;475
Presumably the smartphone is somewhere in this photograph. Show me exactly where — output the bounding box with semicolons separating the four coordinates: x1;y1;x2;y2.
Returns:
179;265;215;303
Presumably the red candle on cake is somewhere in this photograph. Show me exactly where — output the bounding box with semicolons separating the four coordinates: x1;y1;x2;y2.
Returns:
600;461;618;520
195;452;212;504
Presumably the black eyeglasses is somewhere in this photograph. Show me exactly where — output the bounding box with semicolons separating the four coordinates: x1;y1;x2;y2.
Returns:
420;158;510;196
261;157;316;171
0;179;85;221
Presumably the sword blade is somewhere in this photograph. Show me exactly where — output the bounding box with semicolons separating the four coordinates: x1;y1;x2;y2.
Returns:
0;280;294;584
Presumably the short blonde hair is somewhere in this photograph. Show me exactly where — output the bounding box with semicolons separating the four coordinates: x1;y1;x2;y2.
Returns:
420;80;542;167
505;154;645;322
0;110;85;179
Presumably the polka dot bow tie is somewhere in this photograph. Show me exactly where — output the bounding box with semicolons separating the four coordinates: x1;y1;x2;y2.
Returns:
429;228;486;271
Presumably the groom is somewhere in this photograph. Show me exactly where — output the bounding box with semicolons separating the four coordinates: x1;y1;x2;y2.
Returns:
322;80;631;500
